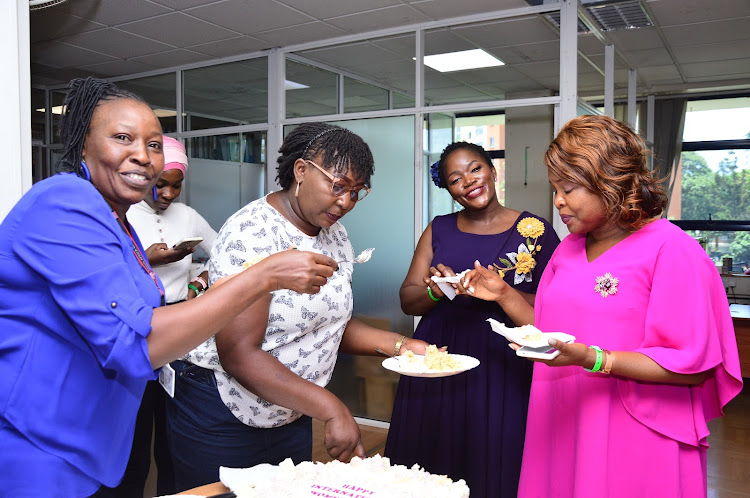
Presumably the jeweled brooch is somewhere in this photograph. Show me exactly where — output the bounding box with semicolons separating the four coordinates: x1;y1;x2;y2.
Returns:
594;272;619;298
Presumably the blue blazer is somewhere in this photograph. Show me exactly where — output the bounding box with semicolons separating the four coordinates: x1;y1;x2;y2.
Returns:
0;173;162;496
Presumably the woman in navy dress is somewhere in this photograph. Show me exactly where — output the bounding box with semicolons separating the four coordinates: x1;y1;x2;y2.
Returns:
385;142;559;497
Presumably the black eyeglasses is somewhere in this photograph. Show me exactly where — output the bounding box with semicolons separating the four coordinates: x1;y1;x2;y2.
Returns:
306;160;370;201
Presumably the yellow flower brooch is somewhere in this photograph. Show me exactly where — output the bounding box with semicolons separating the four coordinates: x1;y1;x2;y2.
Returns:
493;217;545;285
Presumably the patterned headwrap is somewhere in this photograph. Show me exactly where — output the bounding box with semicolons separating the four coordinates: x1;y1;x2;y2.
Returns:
163;136;188;176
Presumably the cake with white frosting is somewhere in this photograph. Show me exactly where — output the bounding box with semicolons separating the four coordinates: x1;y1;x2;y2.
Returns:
229;454;470;498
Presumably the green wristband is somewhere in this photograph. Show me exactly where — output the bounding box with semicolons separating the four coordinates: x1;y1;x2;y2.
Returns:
585;345;603;372
427;287;442;302
188;284;200;294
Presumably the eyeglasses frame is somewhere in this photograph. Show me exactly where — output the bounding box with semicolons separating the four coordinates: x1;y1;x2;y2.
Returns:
305;159;370;201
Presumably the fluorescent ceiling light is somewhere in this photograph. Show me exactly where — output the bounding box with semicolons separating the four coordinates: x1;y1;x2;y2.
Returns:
420;49;504;73
35;105;65;115
285;79;309;90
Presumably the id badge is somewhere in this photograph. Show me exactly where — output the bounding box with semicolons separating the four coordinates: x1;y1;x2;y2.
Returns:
159;363;176;398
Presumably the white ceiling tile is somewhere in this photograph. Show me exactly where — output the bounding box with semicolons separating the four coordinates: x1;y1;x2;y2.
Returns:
424;28;481;55
31;41;117;68
189;36;269;58
605;28;664;51
673;40;750;64
30;11;105;44
683;59;750;79
646;0;750;26
122;12;241;46
130;49;213;68
662;17;750;47
32;66;110;87
277;0;402;19
254;22;349;48
78;59;159;77
187;0;314;35
578;35;606;57
501;41;560;65
408;0;532;21
149;0;224;10
635;64;683;81
57;0;172;26
449;16;560;48
626;48;676;67
60;28;175;59
514;60;560;79
325;5;431;33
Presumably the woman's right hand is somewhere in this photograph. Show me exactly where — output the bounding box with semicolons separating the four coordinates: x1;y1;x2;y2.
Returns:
459;259;510;302
257;250;337;294
210;250;337;295
145;242;194;266
422;263;457;299
324;405;366;462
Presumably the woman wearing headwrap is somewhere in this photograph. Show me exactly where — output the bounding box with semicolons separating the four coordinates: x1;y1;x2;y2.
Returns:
129;136;217;302
118;136;218;496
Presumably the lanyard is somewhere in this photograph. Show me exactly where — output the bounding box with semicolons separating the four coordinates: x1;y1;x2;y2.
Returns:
112;210;166;307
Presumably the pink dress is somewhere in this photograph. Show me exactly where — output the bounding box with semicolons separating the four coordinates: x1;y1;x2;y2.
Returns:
518;219;743;498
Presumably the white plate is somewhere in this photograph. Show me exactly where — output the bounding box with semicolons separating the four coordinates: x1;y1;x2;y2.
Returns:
382;353;479;378
486;318;575;348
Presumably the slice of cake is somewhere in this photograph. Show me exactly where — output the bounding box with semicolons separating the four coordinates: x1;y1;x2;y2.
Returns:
229;454;470;497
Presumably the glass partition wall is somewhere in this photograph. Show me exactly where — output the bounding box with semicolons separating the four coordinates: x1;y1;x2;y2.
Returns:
33;2;578;423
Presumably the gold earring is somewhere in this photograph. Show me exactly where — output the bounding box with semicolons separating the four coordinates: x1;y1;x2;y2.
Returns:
295;181;301;198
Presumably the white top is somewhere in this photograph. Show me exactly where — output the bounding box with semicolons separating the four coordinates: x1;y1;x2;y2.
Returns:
183;195;354;428
127;201;217;303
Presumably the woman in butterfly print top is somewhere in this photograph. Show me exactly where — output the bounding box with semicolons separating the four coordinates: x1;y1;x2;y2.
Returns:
167;123;433;491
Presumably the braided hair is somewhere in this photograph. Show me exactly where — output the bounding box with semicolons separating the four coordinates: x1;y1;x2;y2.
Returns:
276;122;375;190
56;77;147;177
433;141;494;189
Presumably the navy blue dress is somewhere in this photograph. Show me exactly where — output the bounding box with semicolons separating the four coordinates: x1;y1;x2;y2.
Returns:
385;211;559;498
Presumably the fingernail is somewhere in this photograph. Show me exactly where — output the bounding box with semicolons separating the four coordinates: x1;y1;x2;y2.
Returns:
468;287;475;294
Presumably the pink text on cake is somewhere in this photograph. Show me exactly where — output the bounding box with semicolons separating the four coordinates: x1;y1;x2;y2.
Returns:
309;483;375;497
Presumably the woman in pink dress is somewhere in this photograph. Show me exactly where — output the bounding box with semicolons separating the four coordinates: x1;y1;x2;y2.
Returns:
461;114;743;497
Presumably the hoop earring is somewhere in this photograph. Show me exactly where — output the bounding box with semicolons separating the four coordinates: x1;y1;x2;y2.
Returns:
79;160;91;182
295;181;301;198
152;186;158;201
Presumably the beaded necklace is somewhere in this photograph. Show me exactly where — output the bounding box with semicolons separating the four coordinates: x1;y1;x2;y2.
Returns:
112;210;166;306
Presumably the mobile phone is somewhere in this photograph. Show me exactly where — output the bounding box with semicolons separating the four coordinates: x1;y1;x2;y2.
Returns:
516;345;561;360
172;237;203;250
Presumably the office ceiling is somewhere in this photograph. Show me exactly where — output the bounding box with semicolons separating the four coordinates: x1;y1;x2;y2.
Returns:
30;0;750;103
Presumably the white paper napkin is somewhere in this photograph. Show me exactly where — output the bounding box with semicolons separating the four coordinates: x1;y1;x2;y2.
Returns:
430;269;469;300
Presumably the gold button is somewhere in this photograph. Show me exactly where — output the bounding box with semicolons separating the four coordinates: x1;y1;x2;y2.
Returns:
110;302;117;308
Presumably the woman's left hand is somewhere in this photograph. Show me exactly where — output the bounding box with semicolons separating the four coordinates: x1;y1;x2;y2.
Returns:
400;337;446;355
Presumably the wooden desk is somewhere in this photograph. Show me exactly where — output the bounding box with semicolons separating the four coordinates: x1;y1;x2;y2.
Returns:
730;304;750;378
178;482;230;496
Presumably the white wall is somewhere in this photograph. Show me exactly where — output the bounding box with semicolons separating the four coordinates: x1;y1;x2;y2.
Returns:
504;104;555;223
1;0;31;221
